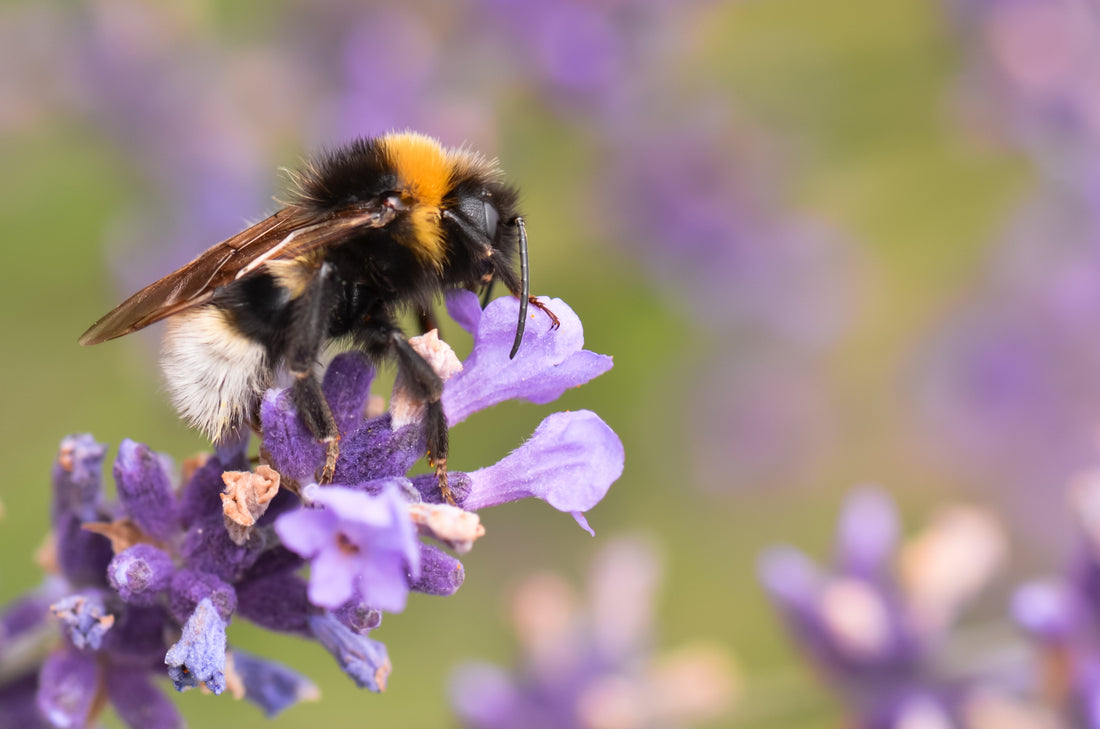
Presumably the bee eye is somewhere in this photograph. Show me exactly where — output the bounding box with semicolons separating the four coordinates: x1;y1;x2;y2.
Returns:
482;200;499;237
457;194;499;240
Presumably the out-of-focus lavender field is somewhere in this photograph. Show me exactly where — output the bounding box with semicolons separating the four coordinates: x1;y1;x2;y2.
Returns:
2;0;1097;726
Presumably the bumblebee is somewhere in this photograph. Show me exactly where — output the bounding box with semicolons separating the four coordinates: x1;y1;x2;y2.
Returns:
80;131;556;503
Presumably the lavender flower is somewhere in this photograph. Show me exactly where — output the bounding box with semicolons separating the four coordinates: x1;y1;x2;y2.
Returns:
1;290;618;725
450;536;736;729
275;482;420;612
913;182;1100;544
1011;468;1100;727
759;488;1024;727
164;598;227;694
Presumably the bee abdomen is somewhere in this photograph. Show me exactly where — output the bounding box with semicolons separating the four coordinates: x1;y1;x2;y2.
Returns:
160;305;271;443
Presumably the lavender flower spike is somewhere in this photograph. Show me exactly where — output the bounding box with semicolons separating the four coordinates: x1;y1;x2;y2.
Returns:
464;410;624;534
275;481;420;612
165;597;227;694
442;291;613;426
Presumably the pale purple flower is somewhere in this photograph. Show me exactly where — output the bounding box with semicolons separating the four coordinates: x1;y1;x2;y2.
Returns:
165;598;227;695
461;410;623;535
442;292;614;425
275;482;421;612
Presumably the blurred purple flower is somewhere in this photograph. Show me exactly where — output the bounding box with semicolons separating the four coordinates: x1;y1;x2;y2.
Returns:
687;351;836;492
451;536;736;729
606;117;856;348
946;0;1100;154
1011;468;1100;727
912;183;1100;542
760;488;1029;727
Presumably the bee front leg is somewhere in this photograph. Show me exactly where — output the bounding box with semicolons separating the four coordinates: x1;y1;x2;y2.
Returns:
355;319;453;504
284;262;341;484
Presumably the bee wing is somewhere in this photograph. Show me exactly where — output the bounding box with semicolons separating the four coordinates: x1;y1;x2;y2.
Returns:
79;202;395;345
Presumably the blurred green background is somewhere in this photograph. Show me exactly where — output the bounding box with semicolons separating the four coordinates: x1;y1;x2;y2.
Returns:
0;0;1036;726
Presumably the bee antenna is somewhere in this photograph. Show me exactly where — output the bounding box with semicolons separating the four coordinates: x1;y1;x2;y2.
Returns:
509;217;529;359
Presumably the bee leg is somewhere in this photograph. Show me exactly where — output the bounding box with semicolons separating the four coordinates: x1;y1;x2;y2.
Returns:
527;296;560;330
290;374;340;484
416;307;439;337
480;277;496;308
285;262;341;484
390;332;453;504
356;320;453;504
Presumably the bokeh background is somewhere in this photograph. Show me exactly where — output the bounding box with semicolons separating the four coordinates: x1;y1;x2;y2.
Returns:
1;0;1092;726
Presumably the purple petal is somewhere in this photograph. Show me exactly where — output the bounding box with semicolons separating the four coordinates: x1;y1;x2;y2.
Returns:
758;546;822;614
445;288;484;334
449;662;524;728
105;666;183;729
409;543;465;596
307;548;357;609
50;592;113;651
276;484;419;612
36;646;99;728
1012;580;1080;642
231;649;319;718
333;415;424;484
113;439;180;542
165;598;227;694
108;545;174;606
834;487;898;578
260;389;325;483
322;351;376;435
332;596;383;634
273;506;338;559
101;606;172;667
443;296;613;425
308;613;391;692
179;511;266;583
167;570;237;624
463;410;623;522
0;673;50;729
51;434;107;523
55;512;113;588
2;578;68;644
234;571;313;637
178;452;235;529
